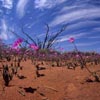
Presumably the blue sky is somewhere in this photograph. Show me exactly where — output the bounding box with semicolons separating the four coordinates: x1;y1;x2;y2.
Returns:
0;0;100;52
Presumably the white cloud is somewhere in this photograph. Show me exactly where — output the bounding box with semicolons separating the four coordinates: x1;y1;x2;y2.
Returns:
34;0;47;9
60;6;75;12
34;0;66;9
0;9;3;16
69;20;99;30
0;19;14;40
16;0;29;18
56;32;91;43
50;8;100;27
0;0;13;9
94;27;100;32
0;19;8;40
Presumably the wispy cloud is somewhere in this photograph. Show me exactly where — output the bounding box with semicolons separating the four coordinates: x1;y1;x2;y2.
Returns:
0;9;3;15
0;19;14;40
86;36;100;39
93;27;100;32
0;19;8;40
34;0;66;9
50;8;100;27
16;0;29;18
56;32;91;43
0;0;13;9
66;20;100;33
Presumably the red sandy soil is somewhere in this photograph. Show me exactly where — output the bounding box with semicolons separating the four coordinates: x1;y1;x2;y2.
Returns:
0;60;100;100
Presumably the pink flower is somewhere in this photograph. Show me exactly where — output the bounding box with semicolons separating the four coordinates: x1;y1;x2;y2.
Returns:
13;38;23;48
12;38;23;50
17;38;23;45
29;44;39;51
68;37;75;43
50;49;53;52
86;56;89;58
76;54;79;58
42;54;45;57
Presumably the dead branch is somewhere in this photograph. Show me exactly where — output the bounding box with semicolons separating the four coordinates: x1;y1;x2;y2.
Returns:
43;86;58;92
43;24;50;49
46;25;67;49
17;90;25;96
21;27;37;46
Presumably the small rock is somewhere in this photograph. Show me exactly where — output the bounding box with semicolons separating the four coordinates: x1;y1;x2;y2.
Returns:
42;97;48;100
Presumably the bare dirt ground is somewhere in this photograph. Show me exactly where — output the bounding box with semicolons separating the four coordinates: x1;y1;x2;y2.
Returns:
0;60;100;100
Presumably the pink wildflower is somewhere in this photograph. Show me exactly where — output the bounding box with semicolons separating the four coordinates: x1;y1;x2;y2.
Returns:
68;37;75;43
29;44;39;51
12;38;23;50
76;54;79;58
